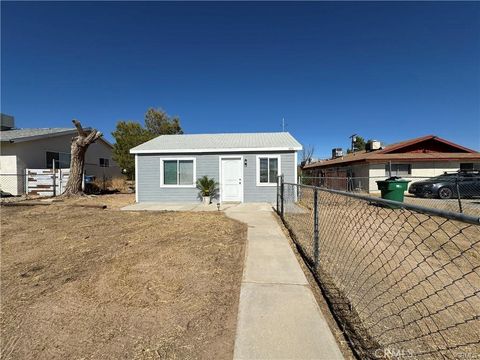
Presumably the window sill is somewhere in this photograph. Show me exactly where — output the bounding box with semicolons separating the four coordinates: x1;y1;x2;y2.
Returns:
160;184;196;188
256;183;278;187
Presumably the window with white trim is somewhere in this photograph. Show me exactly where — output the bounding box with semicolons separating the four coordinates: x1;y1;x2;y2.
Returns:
161;159;195;186
385;164;411;176
258;156;279;184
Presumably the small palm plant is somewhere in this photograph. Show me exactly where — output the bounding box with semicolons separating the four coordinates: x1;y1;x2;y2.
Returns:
196;176;218;203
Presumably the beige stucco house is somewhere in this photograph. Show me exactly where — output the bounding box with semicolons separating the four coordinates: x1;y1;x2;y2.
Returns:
303;135;480;193
0;114;121;195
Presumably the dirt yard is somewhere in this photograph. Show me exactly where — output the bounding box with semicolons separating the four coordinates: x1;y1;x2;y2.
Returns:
1;194;247;359
282;187;480;359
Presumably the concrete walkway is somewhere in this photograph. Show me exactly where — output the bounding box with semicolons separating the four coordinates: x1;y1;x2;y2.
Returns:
226;204;343;360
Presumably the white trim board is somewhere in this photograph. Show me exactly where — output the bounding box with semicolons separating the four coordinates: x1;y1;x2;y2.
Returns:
159;157;197;188
256;155;282;187
294;151;298;184
131;146;301;154
135;155;139;203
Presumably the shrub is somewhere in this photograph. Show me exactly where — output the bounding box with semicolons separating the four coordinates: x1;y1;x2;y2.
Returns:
196;176;218;198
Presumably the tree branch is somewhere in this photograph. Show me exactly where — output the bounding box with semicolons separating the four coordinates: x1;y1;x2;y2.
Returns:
72;119;86;137
80;129;103;146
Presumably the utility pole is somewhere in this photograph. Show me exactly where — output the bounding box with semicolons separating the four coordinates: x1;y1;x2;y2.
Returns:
349;134;357;153
282;118;285;132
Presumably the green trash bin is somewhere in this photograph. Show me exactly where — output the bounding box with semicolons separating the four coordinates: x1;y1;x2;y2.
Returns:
376;177;410;208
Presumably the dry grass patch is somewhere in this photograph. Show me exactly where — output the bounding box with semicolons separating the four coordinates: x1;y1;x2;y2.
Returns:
1;195;247;360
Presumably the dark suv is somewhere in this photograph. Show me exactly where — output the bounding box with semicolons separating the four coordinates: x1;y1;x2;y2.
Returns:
408;171;480;199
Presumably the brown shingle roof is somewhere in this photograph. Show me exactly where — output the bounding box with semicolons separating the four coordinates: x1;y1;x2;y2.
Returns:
378;135;477;154
304;135;479;169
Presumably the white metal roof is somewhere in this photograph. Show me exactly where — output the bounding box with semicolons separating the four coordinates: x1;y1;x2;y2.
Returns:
130;132;302;154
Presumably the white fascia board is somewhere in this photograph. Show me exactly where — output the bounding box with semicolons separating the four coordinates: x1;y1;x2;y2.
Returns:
130;146;302;154
6;130;78;143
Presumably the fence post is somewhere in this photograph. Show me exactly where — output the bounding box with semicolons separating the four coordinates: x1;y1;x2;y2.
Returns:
82;170;86;192
277;175;280;215
280;174;284;219
52;160;56;197
455;176;463;213
313;187;319;266
25;168;29;196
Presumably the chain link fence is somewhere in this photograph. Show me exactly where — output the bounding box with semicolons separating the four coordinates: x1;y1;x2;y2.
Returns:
0;173;26;196
277;176;480;359
300;174;480;216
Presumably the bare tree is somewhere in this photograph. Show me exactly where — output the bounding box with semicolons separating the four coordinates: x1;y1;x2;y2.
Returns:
61;120;102;196
300;145;315;168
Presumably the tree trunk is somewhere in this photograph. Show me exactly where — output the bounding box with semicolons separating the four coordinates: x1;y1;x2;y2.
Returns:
61;120;102;197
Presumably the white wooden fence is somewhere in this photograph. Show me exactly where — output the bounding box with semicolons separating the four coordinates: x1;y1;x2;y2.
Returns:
26;168;70;196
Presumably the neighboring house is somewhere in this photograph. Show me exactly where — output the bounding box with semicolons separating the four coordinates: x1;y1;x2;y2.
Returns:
303;135;480;193
0;114;121;195
130;132;302;203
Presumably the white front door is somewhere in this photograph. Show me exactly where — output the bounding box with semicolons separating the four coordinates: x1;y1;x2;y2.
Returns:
221;157;243;202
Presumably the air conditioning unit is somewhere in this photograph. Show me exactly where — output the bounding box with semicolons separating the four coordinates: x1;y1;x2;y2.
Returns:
366;140;381;151
331;148;343;159
0;114;15;130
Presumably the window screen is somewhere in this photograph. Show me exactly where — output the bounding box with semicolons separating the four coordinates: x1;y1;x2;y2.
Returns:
163;160;178;185
178;160;194;185
259;158;269;183
269;158;278;182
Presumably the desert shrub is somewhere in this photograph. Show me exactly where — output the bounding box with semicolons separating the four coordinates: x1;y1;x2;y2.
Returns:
110;177;130;193
92;177;112;191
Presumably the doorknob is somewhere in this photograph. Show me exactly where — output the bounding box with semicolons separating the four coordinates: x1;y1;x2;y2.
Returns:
239;179;242;184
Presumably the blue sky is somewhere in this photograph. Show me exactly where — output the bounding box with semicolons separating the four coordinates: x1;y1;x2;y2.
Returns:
2;1;479;157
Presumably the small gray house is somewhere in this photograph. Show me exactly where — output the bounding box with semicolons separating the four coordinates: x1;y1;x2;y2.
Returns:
130;132;302;203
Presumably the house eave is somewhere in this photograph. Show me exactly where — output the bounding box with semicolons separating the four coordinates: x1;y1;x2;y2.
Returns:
1;130;113;148
1;130;79;144
304;155;480;169
130;146;302;154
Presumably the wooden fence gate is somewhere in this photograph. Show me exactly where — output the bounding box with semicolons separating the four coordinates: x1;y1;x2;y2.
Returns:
26;168;70;196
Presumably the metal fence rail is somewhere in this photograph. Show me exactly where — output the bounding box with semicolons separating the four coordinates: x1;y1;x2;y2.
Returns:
300;175;480;216
278;178;480;359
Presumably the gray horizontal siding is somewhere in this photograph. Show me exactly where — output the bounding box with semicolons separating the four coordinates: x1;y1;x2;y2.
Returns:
137;151;296;203
137;154;218;202
243;152;295;202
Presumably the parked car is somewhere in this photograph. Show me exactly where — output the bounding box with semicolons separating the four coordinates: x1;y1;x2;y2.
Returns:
84;175;97;193
408;171;480;199
84;175;96;184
